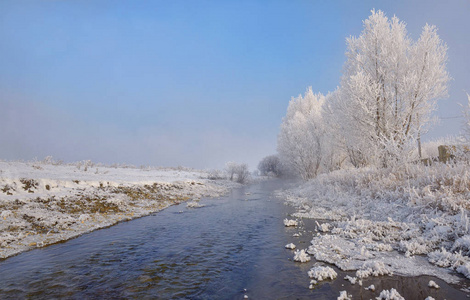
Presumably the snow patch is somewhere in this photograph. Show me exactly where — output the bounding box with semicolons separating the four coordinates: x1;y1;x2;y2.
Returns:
365;284;375;291
428;280;440;289
285;243;296;250
186;201;205;208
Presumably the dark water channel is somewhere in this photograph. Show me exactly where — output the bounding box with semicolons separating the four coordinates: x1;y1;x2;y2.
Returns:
0;180;468;299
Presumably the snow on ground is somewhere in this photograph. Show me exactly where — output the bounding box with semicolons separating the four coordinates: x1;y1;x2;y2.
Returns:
278;163;470;284
0;160;237;259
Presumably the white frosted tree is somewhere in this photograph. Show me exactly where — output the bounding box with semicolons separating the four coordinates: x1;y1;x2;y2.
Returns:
462;93;470;140
322;89;357;168
258;154;283;177
336;9;449;167
277;87;326;179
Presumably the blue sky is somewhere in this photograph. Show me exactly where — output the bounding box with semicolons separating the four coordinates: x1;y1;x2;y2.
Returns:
1;1;469;169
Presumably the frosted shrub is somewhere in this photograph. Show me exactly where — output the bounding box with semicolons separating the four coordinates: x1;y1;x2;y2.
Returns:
225;162;250;183
235;164;250;184
207;169;225;180
258;155;284;177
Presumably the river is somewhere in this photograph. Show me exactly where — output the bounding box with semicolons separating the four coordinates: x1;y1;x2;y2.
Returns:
0;179;467;299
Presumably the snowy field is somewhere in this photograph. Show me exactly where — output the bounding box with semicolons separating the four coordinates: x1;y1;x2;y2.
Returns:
0;160;237;259
278;163;470;289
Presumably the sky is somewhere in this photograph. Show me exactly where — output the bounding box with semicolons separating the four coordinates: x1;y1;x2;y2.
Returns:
1;0;469;170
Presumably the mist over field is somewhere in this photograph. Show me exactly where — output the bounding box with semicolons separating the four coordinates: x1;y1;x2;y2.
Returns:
1;2;470;299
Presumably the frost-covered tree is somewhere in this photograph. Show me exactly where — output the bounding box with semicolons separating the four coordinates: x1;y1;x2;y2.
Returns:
225;162;250;183
462;93;470;140
234;163;250;183
225;161;238;181
321;90;351;169
337;9;449;167
258;154;283;177
278;88;326;179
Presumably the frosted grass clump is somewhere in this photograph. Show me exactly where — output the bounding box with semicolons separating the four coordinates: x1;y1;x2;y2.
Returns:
337;290;352;300
293;249;310;262
356;261;392;279
376;288;404;300
452;235;470;255
307;265;337;281
344;275;358;285
284;219;298;227
316;221;330;232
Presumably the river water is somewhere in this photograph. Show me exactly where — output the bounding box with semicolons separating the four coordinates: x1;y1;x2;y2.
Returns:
0;179;468;299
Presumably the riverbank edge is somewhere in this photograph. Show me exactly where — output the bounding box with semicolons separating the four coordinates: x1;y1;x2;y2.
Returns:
276;164;470;287
0;161;241;260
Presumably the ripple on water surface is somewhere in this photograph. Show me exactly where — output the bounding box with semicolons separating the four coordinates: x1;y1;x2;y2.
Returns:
0;180;468;299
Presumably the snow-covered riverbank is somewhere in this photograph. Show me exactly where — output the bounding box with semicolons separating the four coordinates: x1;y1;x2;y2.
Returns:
278;163;470;287
0;161;237;259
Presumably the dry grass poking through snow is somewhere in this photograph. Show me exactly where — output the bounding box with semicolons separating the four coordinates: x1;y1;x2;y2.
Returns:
279;162;470;282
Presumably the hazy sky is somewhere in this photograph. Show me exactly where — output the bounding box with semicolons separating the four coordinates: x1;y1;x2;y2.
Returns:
1;1;469;169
